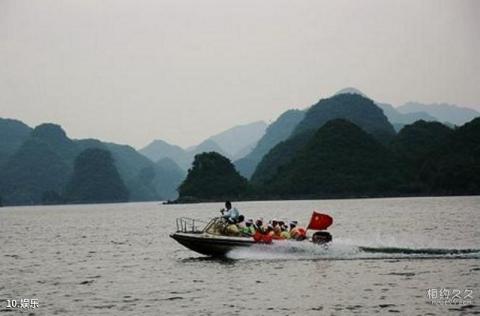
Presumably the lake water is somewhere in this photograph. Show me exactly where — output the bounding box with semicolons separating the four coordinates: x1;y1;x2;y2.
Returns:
1;196;479;315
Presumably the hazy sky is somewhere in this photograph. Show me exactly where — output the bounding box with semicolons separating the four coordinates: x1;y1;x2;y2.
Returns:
1;0;479;148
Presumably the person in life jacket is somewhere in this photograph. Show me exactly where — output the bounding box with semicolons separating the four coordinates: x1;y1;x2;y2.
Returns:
253;226;272;243
267;221;290;240
236;215;245;229
280;228;291;239
291;227;307;241
289;221;306;240
240;219;255;236
224;223;240;236
271;219;278;228
288;221;298;235
254;218;265;234
272;225;284;240
279;221;287;231
265;224;274;236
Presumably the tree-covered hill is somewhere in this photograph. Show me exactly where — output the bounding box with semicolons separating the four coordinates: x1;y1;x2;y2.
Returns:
420;117;480;194
0;124;75;205
251;93;396;184
0;118;32;168
64;148;129;203
260;119;397;198
293;93;396;142
76;139;187;202
335;88;440;126
390;120;454;193
178;152;247;201
0;121;186;205
0;136;70;205
251;129;315;185
32;123;79;163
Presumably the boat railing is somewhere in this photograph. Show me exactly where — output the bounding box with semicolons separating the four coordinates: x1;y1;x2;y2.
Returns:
175;217;207;233
202;217;228;235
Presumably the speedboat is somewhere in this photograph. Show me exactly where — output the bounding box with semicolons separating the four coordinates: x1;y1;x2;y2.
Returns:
170;218;256;256
170;213;333;257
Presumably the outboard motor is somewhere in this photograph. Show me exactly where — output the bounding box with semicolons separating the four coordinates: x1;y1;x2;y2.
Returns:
312;231;332;244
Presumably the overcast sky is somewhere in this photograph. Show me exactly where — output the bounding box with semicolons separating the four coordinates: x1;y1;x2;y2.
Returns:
1;0;479;148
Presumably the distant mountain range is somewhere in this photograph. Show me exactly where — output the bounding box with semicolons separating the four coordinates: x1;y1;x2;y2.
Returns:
207;121;267;159
140;88;478;184
2;87;478;205
376;103;437;126
176;92;480;202
140;121;267;170
336;87;479;126
139;139;191;170
0;120;185;205
234;110;305;178
397;102;479;125
231;89;478;180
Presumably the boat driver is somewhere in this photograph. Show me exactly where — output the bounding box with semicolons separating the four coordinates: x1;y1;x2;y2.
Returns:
220;201;240;223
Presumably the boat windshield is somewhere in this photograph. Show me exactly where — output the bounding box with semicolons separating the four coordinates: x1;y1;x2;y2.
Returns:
203;217;228;235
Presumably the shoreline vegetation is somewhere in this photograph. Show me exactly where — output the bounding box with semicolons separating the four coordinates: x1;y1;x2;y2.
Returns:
167;192;480;205
1;92;479;207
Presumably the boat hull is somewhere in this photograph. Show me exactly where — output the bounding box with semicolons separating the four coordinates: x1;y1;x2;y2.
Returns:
170;232;255;256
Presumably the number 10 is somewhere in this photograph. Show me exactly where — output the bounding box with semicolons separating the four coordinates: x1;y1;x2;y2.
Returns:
6;299;18;308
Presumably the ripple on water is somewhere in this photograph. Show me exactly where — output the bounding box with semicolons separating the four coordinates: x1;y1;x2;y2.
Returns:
165;296;183;301
92;304;115;309
79;280;94;285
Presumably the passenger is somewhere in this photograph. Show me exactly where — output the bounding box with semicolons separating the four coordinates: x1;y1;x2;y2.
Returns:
280;230;291;239
272;225;283;240
254;218;266;234
271;219;278;228
240;219;255;236
252;220;276;243
265;224;274;236
220;201;240;223
291;227;307;241
236;215;245;228
290;221;307;240
225;223;240;236
297;227;307;240
288;221;298;234
253;227;272;244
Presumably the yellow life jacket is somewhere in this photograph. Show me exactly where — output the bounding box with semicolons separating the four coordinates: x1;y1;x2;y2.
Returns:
280;231;291;239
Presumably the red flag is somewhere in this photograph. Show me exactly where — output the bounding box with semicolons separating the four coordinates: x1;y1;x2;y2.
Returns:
307;211;333;230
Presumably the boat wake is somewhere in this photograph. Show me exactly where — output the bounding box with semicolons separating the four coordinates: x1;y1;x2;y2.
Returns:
226;238;480;261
